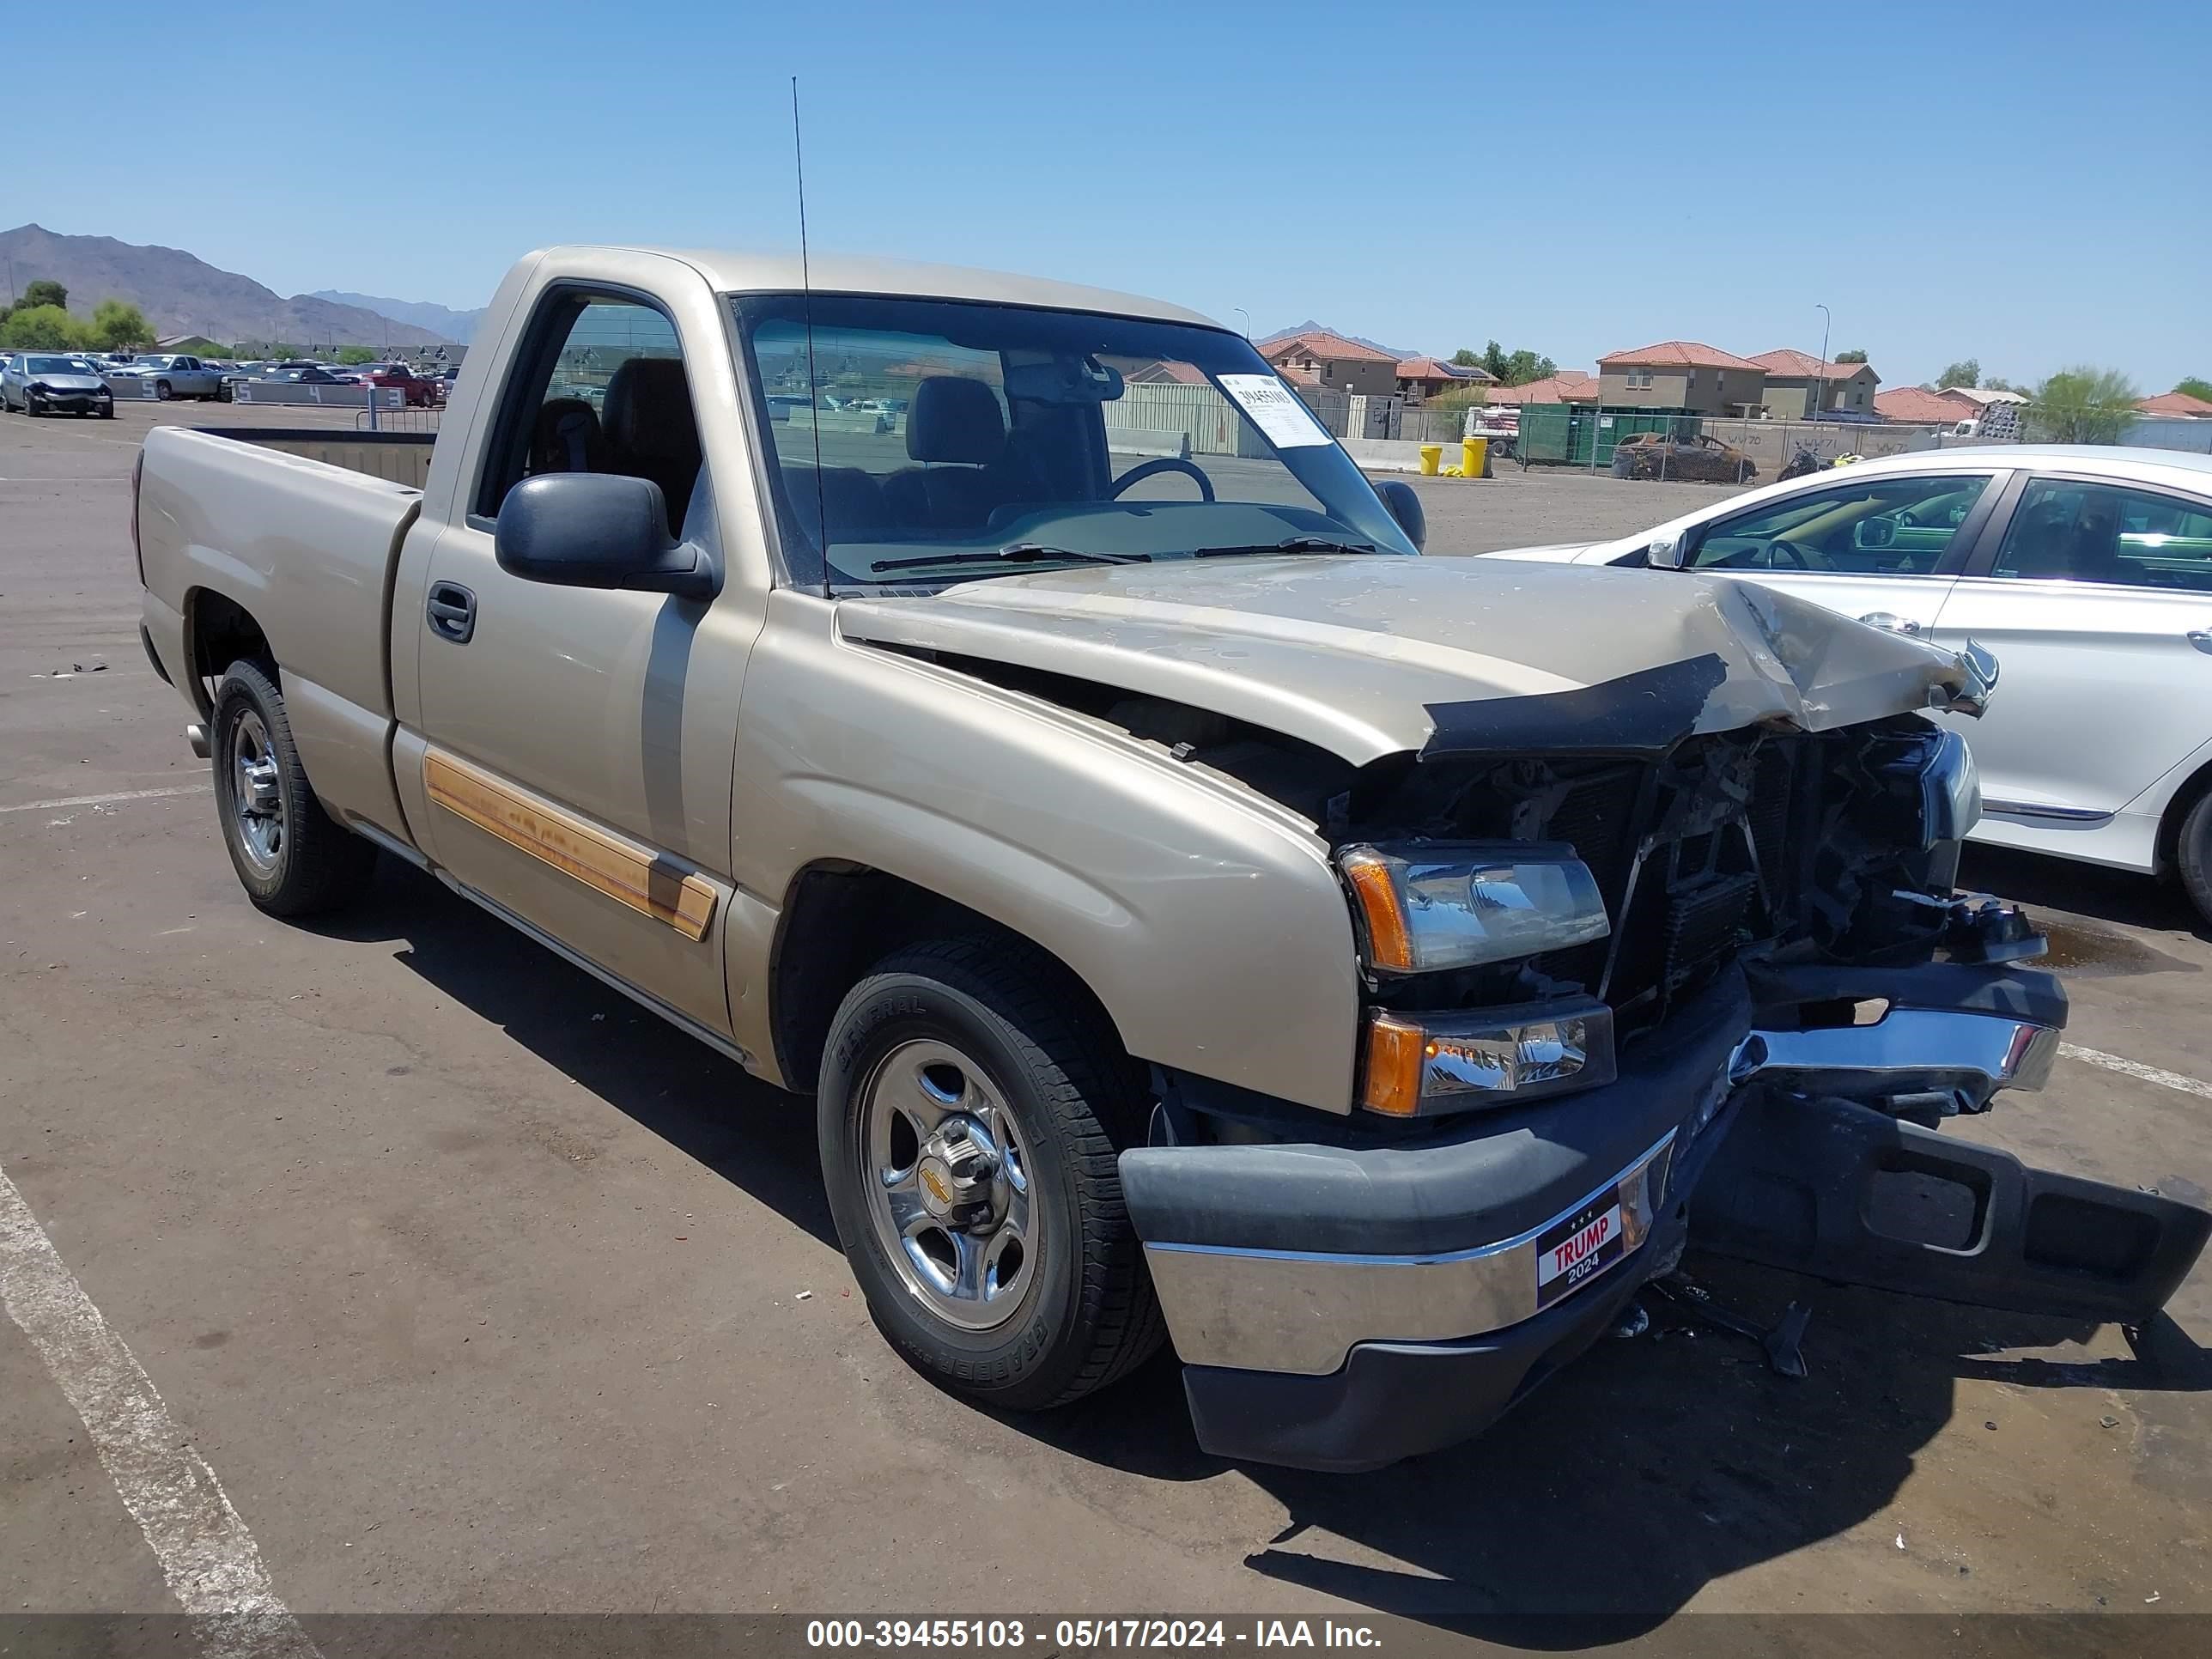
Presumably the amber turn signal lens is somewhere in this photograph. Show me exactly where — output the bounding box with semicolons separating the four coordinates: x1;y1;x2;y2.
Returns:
1340;847;1414;973
1360;1011;1428;1116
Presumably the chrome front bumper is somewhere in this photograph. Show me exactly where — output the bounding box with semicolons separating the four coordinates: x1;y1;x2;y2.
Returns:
1134;999;2060;1380
1145;1133;1677;1376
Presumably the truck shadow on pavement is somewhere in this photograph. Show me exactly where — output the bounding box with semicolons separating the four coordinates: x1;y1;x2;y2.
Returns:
1035;1273;2209;1642
313;860;2209;1641
307;859;840;1251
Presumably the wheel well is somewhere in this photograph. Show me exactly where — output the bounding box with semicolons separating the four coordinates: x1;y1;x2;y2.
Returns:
185;589;276;713
2156;756;2212;872
769;863;1125;1095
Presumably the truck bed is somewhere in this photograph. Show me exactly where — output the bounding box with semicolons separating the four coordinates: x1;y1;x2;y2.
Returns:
187;426;438;489
137;423;432;843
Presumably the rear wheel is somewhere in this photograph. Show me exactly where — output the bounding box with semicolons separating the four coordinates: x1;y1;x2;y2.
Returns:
210;659;376;916
818;939;1164;1410
2177;787;2212;929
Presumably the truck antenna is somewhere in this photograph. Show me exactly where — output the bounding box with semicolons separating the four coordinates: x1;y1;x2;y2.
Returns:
793;75;831;602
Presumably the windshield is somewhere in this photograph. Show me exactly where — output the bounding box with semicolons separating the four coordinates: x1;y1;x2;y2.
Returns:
27;356;96;375
731;294;1417;590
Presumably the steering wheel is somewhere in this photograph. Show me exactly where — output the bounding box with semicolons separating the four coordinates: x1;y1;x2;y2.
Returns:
1767;538;1831;571
1109;456;1215;502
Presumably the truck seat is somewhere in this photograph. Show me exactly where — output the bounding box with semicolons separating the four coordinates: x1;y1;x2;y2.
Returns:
604;358;703;534
529;398;605;477
881;376;1040;531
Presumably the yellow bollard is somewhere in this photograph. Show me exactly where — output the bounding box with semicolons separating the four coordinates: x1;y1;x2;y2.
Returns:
1419;444;1442;476
1462;437;1489;478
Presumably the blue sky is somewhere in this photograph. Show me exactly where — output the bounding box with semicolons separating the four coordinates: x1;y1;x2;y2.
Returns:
14;0;2208;388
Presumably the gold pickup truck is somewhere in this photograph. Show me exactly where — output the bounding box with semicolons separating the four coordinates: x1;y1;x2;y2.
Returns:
131;246;2209;1470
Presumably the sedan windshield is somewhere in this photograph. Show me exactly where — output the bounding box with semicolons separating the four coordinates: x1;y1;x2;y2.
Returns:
732;294;1417;590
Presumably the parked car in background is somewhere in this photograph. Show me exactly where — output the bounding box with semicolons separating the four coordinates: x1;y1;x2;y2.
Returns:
3;352;116;417
1483;446;2212;921
356;361;437;406
1611;431;1756;483
126;354;228;401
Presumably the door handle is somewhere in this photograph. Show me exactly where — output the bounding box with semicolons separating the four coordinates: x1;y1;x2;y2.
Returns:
426;580;476;644
2189;629;2212;656
1857;611;1921;635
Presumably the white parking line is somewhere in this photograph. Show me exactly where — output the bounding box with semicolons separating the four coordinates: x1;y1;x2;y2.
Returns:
0;782;211;815
2060;1043;2212;1102
0;1163;320;1657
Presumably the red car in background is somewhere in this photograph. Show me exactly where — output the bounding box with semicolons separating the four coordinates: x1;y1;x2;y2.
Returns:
356;362;437;407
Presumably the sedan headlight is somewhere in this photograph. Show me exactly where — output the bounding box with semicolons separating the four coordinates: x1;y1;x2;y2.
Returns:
1339;842;1610;974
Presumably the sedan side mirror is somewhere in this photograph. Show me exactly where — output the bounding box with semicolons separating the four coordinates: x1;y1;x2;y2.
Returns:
495;473;718;600
1647;534;1685;569
1376;478;1426;552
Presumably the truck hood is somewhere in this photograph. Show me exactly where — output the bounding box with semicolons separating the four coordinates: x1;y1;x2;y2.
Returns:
836;555;1988;767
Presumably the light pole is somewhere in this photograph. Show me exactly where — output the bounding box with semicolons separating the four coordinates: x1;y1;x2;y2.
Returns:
1233;306;1251;341
1814;302;1832;417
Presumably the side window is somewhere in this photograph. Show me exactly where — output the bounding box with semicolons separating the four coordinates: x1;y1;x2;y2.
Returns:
1689;473;1993;575
477;295;702;534
1992;478;2212;592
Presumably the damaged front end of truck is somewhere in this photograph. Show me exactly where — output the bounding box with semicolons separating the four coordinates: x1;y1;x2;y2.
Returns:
844;558;2210;1471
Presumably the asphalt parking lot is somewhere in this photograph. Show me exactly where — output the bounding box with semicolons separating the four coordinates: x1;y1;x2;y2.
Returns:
4;401;2210;1645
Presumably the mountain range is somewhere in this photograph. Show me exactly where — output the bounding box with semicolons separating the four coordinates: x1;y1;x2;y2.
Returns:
310;290;485;343
1258;319;1417;358
1;224;458;348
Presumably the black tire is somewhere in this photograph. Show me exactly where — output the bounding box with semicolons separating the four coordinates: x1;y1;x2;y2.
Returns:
155;379;173;401
99;404;115;420
210;659;376;916
2178;787;2212;930
818;938;1164;1411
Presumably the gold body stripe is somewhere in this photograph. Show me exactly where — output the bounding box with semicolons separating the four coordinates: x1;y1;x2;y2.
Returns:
423;750;716;942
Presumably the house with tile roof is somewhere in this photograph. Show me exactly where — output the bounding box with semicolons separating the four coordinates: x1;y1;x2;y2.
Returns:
1596;341;1768;416
1747;349;1881;419
2136;391;2212;419
1873;386;1978;425
1485;370;1599;405
1258;330;1401;397
1393;356;1498;404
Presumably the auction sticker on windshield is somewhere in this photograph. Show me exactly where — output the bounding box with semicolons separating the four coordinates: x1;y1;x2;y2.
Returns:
1536;1189;1626;1309
1218;374;1334;447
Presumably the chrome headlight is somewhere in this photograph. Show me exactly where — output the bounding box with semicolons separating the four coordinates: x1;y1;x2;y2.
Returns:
1339;842;1609;974
1361;998;1617;1116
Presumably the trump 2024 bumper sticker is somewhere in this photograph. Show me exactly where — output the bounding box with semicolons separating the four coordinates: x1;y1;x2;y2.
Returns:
1536;1191;1626;1308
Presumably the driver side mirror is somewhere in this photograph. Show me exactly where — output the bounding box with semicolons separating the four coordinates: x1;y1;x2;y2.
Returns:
1647;534;1686;569
1376;479;1426;552
495;473;718;600
1857;517;1897;549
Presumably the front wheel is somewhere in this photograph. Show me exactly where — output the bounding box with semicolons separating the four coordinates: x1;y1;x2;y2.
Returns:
210;659;377;916
155;379;173;401
818;939;1164;1411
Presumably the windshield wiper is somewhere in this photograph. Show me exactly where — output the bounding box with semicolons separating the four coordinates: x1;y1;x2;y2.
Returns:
1190;536;1377;558
870;542;1152;574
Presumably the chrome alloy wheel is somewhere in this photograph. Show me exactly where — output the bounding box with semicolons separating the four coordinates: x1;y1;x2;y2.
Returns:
859;1038;1035;1331
228;708;285;874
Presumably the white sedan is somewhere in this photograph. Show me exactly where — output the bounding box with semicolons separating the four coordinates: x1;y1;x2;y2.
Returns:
1484;445;2212;922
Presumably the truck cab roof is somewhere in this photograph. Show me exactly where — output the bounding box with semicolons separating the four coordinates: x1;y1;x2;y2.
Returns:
549;244;1220;331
